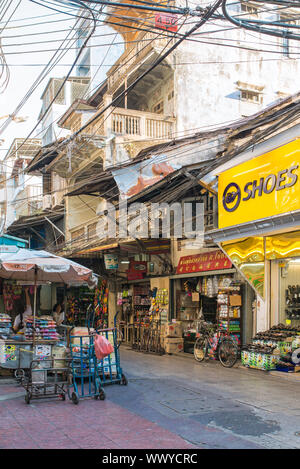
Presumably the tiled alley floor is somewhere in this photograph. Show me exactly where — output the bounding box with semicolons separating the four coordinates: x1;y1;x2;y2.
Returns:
0;347;300;449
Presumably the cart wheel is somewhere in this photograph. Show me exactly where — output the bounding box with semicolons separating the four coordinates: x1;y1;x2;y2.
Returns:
99;389;106;400
121;374;128;386
15;369;25;381
60;393;66;401
71;392;79;405
25;392;32;405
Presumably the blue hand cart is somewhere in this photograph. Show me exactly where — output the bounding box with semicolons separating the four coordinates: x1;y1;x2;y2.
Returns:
67;330;106;404
95;313;128;386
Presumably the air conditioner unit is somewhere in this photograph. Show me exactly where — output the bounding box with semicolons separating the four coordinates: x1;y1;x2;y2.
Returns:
43;194;51;210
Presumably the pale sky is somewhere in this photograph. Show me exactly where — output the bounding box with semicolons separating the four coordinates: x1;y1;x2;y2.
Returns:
0;0;75;157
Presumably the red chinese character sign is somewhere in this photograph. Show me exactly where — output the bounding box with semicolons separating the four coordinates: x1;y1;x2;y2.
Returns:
176;250;232;274
155;13;178;32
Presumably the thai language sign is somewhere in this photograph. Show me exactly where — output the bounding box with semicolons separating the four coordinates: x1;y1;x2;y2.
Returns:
176;250;232;274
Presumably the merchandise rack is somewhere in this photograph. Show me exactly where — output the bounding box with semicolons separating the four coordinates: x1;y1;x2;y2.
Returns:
217;285;242;346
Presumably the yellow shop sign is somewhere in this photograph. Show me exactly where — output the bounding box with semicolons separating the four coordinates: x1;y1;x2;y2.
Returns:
218;138;300;228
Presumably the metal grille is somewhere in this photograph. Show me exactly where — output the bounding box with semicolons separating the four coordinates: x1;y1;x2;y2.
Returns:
71;82;88;103
53;79;65;105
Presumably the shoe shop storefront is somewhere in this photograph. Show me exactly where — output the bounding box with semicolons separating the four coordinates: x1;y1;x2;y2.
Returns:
206;138;300;372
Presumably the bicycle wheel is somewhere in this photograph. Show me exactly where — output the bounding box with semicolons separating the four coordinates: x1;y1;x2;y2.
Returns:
115;327;123;349
194;337;207;362
218;338;238;368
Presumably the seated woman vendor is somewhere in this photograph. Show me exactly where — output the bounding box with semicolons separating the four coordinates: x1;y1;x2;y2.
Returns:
13;287;32;333
53;303;64;326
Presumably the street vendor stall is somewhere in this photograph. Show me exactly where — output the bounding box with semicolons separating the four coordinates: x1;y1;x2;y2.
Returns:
0;248;97;378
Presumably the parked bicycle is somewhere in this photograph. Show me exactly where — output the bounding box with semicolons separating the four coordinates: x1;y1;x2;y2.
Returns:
134;316;164;355
193;320;239;367
146;319;164;355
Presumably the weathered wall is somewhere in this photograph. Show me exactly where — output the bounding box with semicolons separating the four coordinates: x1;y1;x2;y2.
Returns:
174;10;300;135
66;194;100;236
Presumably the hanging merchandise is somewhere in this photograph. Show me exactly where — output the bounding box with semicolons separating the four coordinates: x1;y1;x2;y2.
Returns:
213;276;219;296
117;292;123;306
203;277;207;296
3;282;22;317
206;278;213;298
196;278;202;293
66;296;80;325
94;279;109;329
66;286;95;326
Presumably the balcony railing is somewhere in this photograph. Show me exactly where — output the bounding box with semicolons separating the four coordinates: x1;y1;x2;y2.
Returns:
111;108;175;139
81;107;175;140
15;185;43;218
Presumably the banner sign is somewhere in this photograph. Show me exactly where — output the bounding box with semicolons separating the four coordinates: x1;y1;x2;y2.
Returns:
176;250;232;274
155;13;178;32
218;138;300;228
104;254;118;270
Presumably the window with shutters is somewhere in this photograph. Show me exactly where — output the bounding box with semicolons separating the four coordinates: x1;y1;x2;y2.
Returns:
152;100;164;114
87;222;97;240
240;2;258;15
71;228;85;244
240;90;261;103
279;14;297;57
43;173;51;195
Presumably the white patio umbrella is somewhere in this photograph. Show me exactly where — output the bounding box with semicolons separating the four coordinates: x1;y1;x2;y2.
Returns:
0;248;97;334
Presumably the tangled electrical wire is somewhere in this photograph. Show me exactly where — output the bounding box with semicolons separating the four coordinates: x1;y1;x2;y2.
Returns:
29;1;300;51
0;0;23;93
222;0;300;40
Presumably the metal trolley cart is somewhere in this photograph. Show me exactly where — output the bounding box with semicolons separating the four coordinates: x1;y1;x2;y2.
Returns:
0;340;57;381
95;313;128;386
23;358;69;404
0;341;32;380
68;331;106;404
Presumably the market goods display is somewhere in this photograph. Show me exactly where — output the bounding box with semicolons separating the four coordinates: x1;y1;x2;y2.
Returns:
0;313;12;338
217;283;241;346
285;285;300;320
66;286;95;326
25;316;59;341
242;323;300;372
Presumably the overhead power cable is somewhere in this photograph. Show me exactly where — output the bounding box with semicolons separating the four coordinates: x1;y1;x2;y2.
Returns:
222;0;300;41
52;0;192;16
27;0;222;176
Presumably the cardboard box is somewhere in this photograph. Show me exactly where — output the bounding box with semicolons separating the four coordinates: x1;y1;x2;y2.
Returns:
229;295;242;306
164;322;182;338
192;292;200;302
164;338;184;354
70;327;95;345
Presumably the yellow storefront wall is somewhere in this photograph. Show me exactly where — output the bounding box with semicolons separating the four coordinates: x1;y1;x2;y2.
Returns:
221;237;265;298
221;230;300;299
